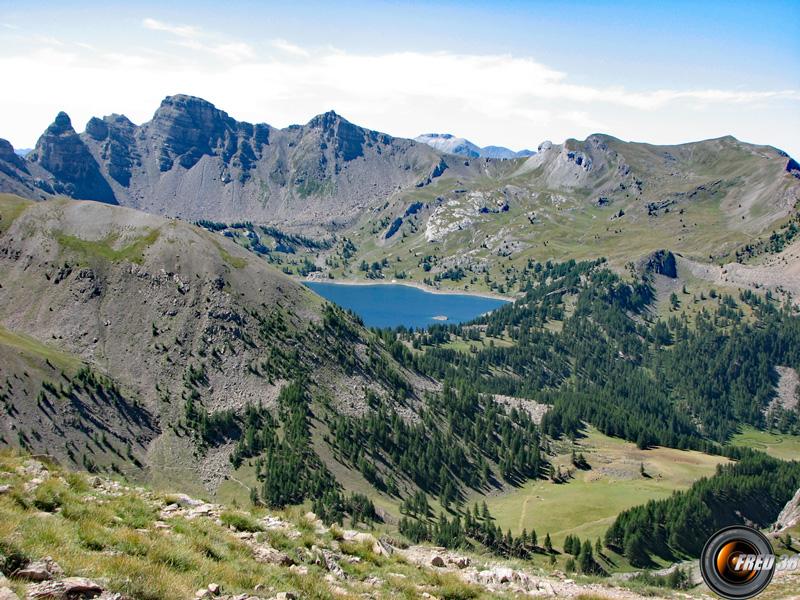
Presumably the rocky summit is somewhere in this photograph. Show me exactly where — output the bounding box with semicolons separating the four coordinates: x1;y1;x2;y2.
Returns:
0;95;444;229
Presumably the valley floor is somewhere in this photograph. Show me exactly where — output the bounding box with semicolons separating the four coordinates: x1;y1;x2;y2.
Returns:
479;428;728;572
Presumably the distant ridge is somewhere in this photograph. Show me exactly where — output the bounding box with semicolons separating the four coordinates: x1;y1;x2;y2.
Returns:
415;132;535;159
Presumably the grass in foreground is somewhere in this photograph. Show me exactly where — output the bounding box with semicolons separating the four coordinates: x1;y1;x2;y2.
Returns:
0;450;529;600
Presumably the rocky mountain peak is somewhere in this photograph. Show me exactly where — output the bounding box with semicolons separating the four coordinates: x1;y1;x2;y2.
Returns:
151;94;236;133
29;111;117;204
85;114;136;141
416;132;533;159
0;138;23;166
306;110;372;161
148;94;242;171
307;110;344;130
48;111;75;135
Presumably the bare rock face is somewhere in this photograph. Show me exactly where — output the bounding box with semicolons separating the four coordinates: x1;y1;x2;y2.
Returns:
306;110;370;162
15;557;63;581
146;94;266;174
639;249;677;278
0;138;56;200
773;487;800;532
0;139;27;171
28;112;117;204
0;587;18;600
0;571;19;600
85;115;139;186
2;95;442;227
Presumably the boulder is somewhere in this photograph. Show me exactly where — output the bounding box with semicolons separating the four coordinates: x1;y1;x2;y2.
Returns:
430;555;445;567
0;573;19;600
16;557;63;581
252;546;294;567
27;577;103;599
62;579;103;595
372;539;393;557
169;494;204;508
495;567;514;583
342;531;375;545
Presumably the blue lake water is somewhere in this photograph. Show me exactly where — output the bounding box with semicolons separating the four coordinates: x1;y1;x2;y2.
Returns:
305;282;509;329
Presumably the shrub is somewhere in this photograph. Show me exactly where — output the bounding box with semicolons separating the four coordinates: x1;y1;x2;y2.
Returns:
220;511;263;533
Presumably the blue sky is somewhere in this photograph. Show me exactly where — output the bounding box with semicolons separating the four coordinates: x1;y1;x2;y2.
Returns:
1;0;799;156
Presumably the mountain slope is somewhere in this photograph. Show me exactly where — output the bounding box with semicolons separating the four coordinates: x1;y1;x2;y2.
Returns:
0;193;426;492
340;133;800;298
0;451;680;600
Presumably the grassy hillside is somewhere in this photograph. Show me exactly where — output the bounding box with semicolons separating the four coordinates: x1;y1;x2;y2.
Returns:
730;427;800;461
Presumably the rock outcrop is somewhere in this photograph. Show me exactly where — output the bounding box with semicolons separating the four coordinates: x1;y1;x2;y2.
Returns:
639;249;678;278
7;96;445;228
28;112;117;204
773;487;800;532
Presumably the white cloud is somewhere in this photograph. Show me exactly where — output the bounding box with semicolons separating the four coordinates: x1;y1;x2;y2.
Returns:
142;17;254;63
210;42;255;62
271;39;310;57
0;22;798;157
142;18;201;40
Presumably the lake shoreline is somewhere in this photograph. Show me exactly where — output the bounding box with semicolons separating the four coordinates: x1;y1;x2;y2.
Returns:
298;276;513;302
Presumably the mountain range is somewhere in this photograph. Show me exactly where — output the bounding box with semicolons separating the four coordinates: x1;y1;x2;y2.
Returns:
414;132;535;159
2;94;799;301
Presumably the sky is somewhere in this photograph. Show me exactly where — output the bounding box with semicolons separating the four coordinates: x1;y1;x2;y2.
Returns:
1;0;799;157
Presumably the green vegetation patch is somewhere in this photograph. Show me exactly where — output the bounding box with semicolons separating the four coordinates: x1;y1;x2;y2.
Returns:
0;194;33;235
55;228;160;265
211;238;248;268
0;324;82;372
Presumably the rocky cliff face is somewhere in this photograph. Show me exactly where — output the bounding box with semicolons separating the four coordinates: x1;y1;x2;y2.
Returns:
773;487;800;533
11;95;445;229
0;138;58;200
28;112;117;204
